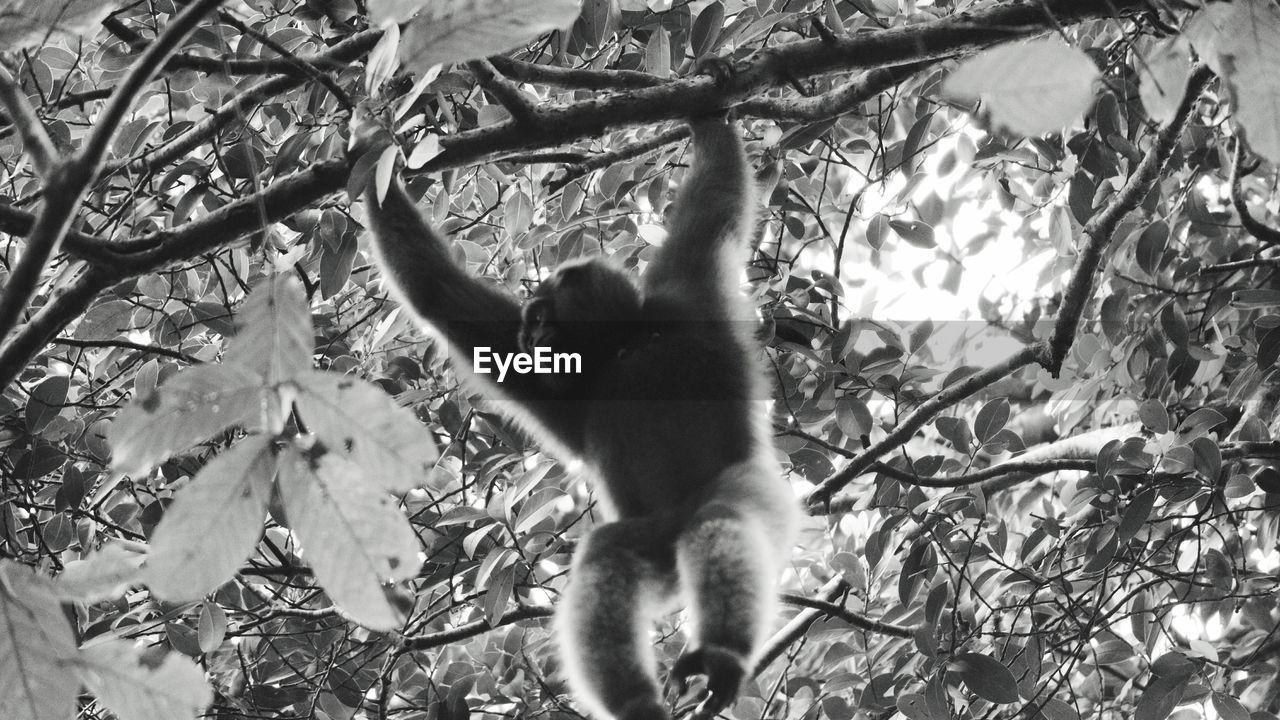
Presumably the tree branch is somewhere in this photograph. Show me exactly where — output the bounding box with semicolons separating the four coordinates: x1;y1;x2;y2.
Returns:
0;65;55;175
487;56;663;90
467;58;539;126
737;61;937;122
1229;136;1280;246
0;0;225;344
401;605;555;651
1042;64;1214;375
808;345;1041;506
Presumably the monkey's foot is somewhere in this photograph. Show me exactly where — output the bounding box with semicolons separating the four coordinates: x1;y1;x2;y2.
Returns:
668;646;746;720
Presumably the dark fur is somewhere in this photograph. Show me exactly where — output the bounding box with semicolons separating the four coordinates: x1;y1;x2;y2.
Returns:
360;119;798;720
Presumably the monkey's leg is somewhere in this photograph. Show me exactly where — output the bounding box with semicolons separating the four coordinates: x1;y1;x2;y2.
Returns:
670;503;776;716
557;519;677;720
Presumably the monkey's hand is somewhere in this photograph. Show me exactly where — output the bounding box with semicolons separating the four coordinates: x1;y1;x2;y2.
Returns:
668;646;747;720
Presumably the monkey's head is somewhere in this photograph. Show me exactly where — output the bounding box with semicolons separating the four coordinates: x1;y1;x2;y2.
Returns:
520;258;642;361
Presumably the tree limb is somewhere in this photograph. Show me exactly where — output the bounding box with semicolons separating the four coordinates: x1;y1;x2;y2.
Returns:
0;65;55;175
0;0;225;344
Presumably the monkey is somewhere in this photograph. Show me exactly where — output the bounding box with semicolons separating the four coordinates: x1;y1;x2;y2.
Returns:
351;115;799;720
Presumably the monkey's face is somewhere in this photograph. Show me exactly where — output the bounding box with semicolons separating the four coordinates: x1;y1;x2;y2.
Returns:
519;259;642;358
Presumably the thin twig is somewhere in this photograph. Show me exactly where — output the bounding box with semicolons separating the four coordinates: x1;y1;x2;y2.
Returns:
217;8;355;107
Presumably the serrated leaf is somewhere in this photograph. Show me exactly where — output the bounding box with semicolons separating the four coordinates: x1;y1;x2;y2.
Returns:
950;652;1019;704
78;641;212;720
109;364;270;477
143;436;275;601
394;0;583;71
943;38;1099;135
0;562;79;720
277;446;422;631
57;543;144;602
295;371;439;491
228;275;312;387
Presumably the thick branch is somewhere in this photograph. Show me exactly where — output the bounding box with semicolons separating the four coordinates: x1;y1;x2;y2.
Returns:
487;56;663;90
467;58;539;126
0;160;348;389
737;61;937;122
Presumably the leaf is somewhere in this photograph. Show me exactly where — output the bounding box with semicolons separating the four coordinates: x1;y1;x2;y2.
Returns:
1211;692;1251;720
142;437;275;601
943;38;1099;135
78;641;212;720
1231;289;1280;309
75;299;136;341
406;133;442;169
294;371;440;491
376;144;399;205
0;0;122;47
277;446;423;631
228;275;312;387
197;603;227;654
1140;38;1192;124
974;397;1009;443
1186;0;1280;162
645;26;671;77
1134;655;1193;720
1135;221;1169;277
866;213;889;249
935;416;973;452
0;562;79;720
950;652;1019;704
835;396;873;439
109;364;271;478
393;0;583;71
25;375;68;434
691;1;724;57
365;23;400;93
503;190;533;239
889;219;936;248
57;543;144;602
1176;407;1227;437
1138;399;1169;434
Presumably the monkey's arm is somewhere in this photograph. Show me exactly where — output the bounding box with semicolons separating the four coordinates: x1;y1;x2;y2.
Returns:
363;179;556;411
643;120;754;310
